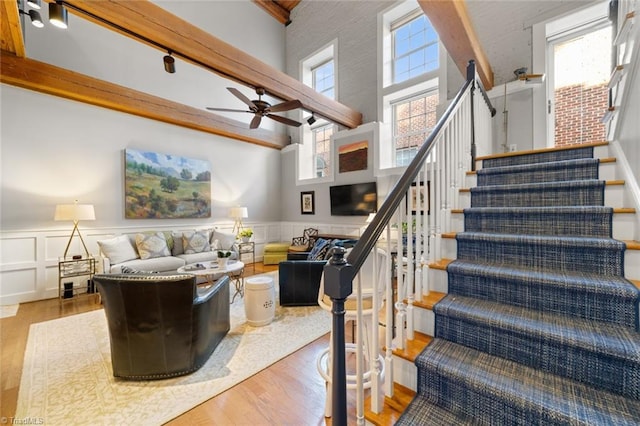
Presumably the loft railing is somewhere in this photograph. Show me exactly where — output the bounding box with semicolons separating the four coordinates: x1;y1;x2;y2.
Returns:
323;60;495;425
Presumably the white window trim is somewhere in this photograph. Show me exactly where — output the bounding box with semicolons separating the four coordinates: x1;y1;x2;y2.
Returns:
296;39;338;185
376;1;447;177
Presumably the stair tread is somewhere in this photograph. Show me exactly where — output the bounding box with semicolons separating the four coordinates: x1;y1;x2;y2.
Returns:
413;291;446;310
625;240;640;250
436;295;640;361
454;206;635;213
427;258;453;270
390;331;432;362
475;141;608;162
364;383;416;426
448;260;639;297
470;179;609;192
467;156;616;175
415;338;640;425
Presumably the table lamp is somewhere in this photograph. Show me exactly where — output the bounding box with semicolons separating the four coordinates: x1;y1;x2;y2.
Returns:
55;201;96;258
229;206;248;235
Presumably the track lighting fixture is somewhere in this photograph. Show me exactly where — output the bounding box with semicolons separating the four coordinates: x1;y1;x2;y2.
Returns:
26;0;41;10
163;52;176;74
307;113;316;126
19;8;44;28
49;1;68;29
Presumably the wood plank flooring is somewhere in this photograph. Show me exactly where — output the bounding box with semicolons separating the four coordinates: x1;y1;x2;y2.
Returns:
0;263;360;425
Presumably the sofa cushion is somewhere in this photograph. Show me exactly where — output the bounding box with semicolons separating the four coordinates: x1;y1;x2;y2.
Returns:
183;230;210;254
98;235;139;265
177;251;218;265
135;232;171;260
111;256;185;273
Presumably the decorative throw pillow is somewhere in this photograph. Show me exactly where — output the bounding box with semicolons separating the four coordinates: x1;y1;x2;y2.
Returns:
307;238;330;261
183;230;211;254
211;229;236;251
171;231;187;256
97;235;139;265
135;232;171;260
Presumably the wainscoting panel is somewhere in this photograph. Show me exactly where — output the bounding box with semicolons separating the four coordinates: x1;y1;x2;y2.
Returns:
1;235;36;265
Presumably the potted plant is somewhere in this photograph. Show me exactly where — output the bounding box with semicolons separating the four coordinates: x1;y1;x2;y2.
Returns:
238;228;253;243
217;250;232;268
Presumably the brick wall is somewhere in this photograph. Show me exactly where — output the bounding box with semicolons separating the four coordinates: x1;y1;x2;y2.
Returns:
554;83;608;146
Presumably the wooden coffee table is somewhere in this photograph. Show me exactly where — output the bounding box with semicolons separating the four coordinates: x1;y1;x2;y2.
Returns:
178;260;245;302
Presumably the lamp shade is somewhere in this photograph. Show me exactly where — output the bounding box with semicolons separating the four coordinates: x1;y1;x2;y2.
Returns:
229;207;248;219
55;204;96;222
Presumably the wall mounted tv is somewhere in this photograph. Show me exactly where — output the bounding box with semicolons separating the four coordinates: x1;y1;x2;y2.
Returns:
330;182;378;216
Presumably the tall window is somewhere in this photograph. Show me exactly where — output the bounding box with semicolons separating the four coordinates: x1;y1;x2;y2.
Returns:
392;14;439;84
393;91;439;166
313;60;335;99
314;124;333;177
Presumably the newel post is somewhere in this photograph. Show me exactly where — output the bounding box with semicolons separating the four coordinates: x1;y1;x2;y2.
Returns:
323;246;354;425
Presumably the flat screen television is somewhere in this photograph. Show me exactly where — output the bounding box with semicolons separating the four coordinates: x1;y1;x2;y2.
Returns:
330;182;377;216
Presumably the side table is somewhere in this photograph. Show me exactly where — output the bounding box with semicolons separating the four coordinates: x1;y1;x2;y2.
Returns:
58;256;97;305
237;241;255;273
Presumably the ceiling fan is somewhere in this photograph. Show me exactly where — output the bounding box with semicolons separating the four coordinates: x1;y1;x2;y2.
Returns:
206;87;303;129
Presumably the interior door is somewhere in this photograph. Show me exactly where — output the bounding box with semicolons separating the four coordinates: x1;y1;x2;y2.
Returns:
546;20;612;146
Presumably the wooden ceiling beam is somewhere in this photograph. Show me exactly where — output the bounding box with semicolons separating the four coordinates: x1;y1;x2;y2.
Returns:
59;0;361;128
252;0;294;25
418;0;494;90
1;0;26;57
0;52;289;149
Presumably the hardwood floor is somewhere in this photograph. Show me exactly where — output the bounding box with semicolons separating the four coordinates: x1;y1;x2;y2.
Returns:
0;263;360;425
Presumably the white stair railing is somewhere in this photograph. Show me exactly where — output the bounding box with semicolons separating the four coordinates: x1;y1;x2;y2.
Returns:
324;60;495;422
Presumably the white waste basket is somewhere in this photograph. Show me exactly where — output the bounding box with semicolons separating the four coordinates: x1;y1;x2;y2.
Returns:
244;276;275;326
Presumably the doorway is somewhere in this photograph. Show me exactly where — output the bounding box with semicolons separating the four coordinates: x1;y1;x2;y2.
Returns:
546;13;612;147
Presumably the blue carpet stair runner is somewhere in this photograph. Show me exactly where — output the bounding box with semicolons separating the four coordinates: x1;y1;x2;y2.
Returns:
397;145;640;425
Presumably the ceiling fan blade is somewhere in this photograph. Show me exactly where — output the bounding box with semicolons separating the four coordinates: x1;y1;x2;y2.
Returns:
266;114;302;127
205;107;251;113
227;87;257;110
267;99;303;113
249;114;262;129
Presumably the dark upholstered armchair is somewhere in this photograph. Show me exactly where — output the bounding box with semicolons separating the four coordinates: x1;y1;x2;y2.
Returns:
93;273;230;380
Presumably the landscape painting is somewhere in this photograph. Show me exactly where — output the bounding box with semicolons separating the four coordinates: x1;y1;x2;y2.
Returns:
338;140;368;173
125;149;211;219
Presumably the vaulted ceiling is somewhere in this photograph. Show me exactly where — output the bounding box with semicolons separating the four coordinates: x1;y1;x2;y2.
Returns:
1;0;497;149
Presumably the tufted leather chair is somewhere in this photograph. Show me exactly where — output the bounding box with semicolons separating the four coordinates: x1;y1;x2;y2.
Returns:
93;273;230;380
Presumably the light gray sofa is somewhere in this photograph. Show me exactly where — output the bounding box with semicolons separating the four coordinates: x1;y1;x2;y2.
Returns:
98;229;238;273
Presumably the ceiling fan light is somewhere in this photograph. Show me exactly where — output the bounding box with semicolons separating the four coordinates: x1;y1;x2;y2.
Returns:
49;2;68;29
27;0;42;10
28;9;44;28
163;54;176;73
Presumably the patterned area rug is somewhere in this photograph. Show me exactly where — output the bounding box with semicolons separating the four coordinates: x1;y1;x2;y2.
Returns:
16;272;330;424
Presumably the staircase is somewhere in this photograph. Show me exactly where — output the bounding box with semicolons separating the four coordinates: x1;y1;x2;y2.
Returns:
365;142;640;424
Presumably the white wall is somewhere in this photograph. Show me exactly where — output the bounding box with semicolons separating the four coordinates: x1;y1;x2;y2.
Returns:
0;1;286;304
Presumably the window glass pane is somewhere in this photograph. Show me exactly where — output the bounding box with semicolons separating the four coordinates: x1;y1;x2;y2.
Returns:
393;91;439;166
314;125;333;177
392;15;439;84
313;60;335;100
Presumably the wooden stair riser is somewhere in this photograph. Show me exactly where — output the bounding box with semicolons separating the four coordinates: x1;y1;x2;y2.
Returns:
450;210;636;241
458;182;626;209
465;160;618;188
392;356;418;392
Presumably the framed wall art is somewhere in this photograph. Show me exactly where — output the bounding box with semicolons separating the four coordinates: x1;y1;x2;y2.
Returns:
338;140;369;173
124;149;211;219
300;191;315;215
